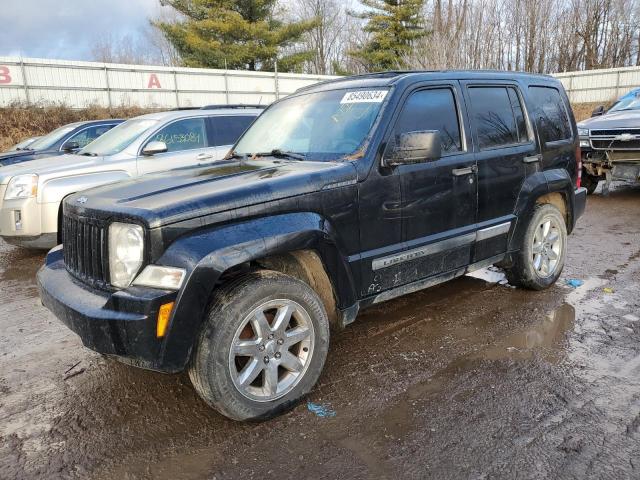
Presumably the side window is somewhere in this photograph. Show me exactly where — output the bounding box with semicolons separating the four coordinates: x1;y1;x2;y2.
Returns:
68;125;116;148
148;118;207;153
210;115;255;147
468;86;530;150
528;86;572;143
393;88;462;154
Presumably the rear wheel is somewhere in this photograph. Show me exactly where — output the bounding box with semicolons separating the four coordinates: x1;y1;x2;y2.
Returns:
189;271;330;421
505;204;567;290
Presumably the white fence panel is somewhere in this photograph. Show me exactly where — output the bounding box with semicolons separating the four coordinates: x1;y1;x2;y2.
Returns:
2;56;640;108
0;57;338;109
553;65;640;104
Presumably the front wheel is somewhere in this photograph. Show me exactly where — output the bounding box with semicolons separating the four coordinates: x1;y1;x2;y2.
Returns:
505;204;567;290
189;271;330;421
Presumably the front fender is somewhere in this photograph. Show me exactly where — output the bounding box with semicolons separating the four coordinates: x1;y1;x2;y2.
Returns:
40;170;131;204
156;212;357;371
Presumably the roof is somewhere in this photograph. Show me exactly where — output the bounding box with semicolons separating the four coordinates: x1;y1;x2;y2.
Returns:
296;70;555;94
136;107;264;122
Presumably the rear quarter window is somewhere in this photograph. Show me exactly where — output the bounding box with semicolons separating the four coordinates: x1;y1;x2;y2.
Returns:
528;86;572;143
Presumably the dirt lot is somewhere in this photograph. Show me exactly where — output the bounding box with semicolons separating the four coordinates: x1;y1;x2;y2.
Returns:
1;183;640;480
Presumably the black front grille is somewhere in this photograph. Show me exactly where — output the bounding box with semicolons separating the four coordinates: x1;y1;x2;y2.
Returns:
590;128;640;136
62;214;109;287
591;139;640;150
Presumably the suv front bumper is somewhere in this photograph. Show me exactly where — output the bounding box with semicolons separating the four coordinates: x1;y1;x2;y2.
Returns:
37;246;181;372
0;197;60;249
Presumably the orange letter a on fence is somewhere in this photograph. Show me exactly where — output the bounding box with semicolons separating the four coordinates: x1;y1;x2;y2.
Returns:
148;74;161;89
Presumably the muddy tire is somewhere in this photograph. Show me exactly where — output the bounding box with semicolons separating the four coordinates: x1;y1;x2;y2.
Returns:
505;204;567;290
583;173;600;195
188;270;330;421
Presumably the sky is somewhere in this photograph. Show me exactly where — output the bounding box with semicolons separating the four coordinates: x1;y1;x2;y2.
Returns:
0;0;167;61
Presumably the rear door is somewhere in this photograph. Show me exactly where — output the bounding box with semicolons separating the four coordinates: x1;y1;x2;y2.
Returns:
137;116;211;175
208;115;257;158
462;82;536;262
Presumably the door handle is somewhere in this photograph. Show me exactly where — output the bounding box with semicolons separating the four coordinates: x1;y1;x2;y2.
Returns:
452;165;476;176
197;153;213;160
523;154;541;163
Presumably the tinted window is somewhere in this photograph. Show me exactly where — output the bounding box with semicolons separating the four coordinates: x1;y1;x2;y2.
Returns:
394;88;462;154
148;118;207;153
469;86;530;150
210;115;255;146
528;86;572;143
68;124;117;148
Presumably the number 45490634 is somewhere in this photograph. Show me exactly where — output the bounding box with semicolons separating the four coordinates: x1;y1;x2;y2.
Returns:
0;66;12;84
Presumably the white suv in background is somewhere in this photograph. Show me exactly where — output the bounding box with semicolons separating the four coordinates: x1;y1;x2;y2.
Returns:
0;106;263;249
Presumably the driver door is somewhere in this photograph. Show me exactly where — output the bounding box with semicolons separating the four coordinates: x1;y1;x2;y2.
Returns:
137;117;213;175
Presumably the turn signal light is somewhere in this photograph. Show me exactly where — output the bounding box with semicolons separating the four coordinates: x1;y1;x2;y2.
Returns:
156;302;175;338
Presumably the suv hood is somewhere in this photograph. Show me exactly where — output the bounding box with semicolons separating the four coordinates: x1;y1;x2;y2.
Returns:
0;153;103;184
68;159;358;228
578;109;640;130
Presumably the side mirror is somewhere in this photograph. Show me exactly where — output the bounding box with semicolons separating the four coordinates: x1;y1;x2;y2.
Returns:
142;141;168;156
591;105;606;117
386;130;441;166
62;141;80;152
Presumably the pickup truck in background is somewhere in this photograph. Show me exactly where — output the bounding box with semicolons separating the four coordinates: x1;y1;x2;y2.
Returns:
578;88;640;194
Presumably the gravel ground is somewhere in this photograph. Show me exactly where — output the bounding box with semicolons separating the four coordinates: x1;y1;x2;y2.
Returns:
1;183;639;480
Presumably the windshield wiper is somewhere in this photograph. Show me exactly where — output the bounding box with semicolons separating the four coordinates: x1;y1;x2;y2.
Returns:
254;149;306;161
225;150;246;160
80;152;98;157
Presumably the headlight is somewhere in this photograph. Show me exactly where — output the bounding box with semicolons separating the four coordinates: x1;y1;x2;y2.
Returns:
4;174;38;200
133;265;186;290
108;222;144;288
578;128;589;137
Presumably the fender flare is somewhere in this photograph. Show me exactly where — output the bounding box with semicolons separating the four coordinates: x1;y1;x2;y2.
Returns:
509;169;576;251
156;212;357;370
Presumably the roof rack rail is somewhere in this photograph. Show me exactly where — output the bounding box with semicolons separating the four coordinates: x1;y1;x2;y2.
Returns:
200;104;267;110
170;107;202;111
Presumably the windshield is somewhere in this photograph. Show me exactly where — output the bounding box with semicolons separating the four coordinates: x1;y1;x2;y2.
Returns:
79;118;159;156
233;88;389;160
28;125;76;151
10;136;40;151
609;91;640;112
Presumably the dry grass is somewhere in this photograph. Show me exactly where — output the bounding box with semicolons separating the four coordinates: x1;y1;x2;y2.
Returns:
0;104;156;152
0;101;611;153
571;102;607;122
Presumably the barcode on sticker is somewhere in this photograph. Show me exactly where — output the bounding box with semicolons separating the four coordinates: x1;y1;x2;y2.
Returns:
340;90;388;104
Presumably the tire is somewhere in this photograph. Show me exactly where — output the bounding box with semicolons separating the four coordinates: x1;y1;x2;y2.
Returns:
505;203;567;290
583;173;599;195
189;270;330;421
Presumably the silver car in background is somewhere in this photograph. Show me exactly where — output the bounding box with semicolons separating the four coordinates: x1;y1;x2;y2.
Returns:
0;106;263;249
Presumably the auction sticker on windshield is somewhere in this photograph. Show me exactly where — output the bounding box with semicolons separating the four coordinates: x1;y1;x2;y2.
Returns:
341;90;388;104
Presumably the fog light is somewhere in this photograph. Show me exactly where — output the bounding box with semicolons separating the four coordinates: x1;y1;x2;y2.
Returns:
14;210;22;230
156;302;175;338
580;140;590;148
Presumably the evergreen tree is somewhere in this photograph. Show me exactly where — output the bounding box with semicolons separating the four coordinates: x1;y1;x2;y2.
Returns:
156;0;318;72
351;0;426;72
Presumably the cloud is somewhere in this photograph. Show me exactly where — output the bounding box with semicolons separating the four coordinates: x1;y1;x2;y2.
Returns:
0;0;166;60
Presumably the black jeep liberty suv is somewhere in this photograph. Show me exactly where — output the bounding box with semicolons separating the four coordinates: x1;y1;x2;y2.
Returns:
38;71;587;421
